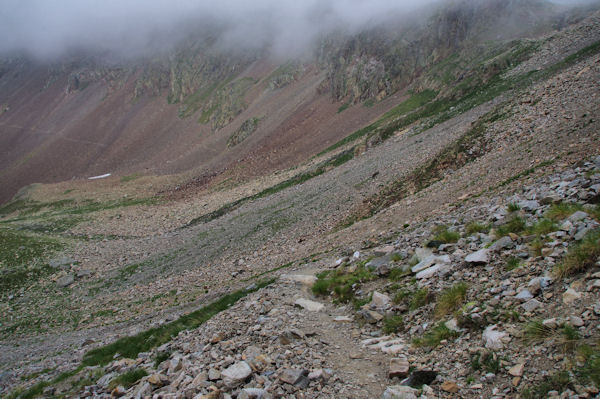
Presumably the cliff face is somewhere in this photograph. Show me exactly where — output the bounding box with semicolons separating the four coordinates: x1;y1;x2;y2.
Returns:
0;0;569;203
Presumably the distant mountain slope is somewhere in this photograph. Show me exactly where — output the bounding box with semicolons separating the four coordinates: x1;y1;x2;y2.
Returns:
0;0;589;203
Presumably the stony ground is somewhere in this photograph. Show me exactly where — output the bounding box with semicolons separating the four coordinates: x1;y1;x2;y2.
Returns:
0;10;599;399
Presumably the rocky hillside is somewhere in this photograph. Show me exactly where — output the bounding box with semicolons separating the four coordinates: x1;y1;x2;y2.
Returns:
0;1;599;399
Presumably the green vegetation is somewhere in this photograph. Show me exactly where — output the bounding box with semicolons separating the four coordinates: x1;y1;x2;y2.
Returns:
524;320;554;342
227;117;261;147
470;351;501;373
521;371;572;399
527;218;558;236
412;322;459;347
154;351;171;368
553;229;600;279
465;221;489;235
545;202;584;221
337;102;351;113
409;287;430;311
432;225;460;244
388;267;409;281
0;229;62;292
505;256;522;271
495;215;527;238
497;160;554;188
383;315;404;334
317;90;438;156
5;366;84;399
120;173;142;183
576;344;600;386
434;283;468;319
108;369;148;390
507;202;521;212
311;262;376;304
82;279;273;366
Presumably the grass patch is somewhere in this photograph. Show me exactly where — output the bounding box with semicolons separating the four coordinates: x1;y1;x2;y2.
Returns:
497;160;554;188
545;202;584;221
388;267;409;282
495;215;527;238
311;263;376;304
553;229;600;279
527;218;558;236
521;371;572;399
412;322;459;348
434;283;468;319
317;90;438;156
507;202;521;212
409;287;430;311
524;320;554;342
82;279;274;366
5;366;84;399
470;351;501;373
337;102;350;113
108;368;148;390
383;315;404;334
505;256;522;271
0;229;62;292
465;221;489;235
432;225;460;244
576;343;600;386
120;173;142;183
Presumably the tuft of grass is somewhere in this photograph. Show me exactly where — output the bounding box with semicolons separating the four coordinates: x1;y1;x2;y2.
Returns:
412;323;459;348
82;279;274;366
311;263;376;303
465;221;489;235
527;218;558;236
553;229;600;279
576;343;600;386
409;287;430;311
524;320;553;342
434;283;468;319
505;256;522;271
529;237;547;257
388;267;409;282
153;351;170;368
559;324;580;352
108;369;148;390
495;215;527;238
520;371;572;399
432;225;460;243
470;351;501;373
383;315;404;334
507;202;521;212
545;202;584;221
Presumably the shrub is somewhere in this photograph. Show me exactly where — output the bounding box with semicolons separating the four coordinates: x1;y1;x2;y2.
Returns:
311;263;376;303
521;371;571;399
524;320;553;342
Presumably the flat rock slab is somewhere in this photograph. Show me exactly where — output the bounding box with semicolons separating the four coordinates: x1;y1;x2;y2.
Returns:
221;361;252;384
465;249;490;264
56;274;75;287
294;298;324;312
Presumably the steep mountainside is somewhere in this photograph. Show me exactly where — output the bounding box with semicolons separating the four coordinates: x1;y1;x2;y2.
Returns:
0;0;580;204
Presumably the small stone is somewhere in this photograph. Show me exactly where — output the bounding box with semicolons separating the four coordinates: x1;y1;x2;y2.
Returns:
208;368;221;381
294;298;324;312
569;316;584;327
441;381;459;393
465;249;489;264
542;318;558;329
56;274;75;287
389;357;410;379
515;290;533;301
508;363;525;377
382;385;418;399
359;309;384;324
490;236;514;251
512;377;522;387
279;368;308;386
568;211;589;222
221;361;252;385
521;299;542;312
483;325;507;350
519;200;540;211
563;288;582;304
281;274;317;287
147;374;169;387
334;316;353;322
371;291;391;308
43;386;56;396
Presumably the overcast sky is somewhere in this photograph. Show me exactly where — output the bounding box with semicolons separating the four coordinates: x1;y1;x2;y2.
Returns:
0;0;594;61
